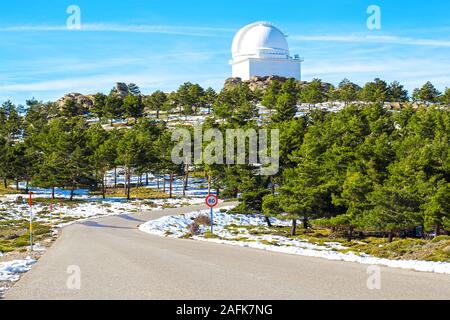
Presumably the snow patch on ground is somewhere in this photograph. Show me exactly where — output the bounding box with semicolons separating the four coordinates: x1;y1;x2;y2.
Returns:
0;194;205;290
0;195;205;226
0;258;36;282
139;208;450;275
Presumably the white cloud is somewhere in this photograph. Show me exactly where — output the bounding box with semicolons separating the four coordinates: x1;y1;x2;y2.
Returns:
290;34;450;47
0;72;226;100
302;57;450;91
0;23;234;37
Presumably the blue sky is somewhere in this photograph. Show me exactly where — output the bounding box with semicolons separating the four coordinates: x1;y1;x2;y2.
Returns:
1;0;449;105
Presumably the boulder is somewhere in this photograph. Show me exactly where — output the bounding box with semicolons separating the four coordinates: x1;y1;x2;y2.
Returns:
56;92;94;110
114;82;130;98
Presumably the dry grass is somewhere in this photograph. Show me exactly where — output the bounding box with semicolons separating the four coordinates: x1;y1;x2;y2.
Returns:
95;187;170;199
0;185;20;195
223;223;450;262
0;220;53;253
187;222;201;235
194;215;211;226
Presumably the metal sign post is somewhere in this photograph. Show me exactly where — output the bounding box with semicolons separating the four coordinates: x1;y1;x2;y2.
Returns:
205;194;219;234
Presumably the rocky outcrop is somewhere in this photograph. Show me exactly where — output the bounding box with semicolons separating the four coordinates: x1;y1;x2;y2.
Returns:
224;76;307;92
113;82;130;98
56;92;94;109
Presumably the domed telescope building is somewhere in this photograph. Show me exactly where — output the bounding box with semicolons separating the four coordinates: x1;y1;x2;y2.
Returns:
230;21;302;81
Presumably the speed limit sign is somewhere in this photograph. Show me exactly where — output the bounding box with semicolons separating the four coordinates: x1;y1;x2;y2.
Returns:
205;194;218;233
205;194;219;208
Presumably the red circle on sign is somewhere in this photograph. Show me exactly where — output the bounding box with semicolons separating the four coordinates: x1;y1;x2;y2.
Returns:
205;194;219;208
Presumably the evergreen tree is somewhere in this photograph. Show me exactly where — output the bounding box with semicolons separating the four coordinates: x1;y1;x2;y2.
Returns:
360;78;389;103
441;87;450;105
91;93;107;121
123;94;144;122
272;79;298;122
261;80;282;114
203;87;217;114
422;179;450;235
337;78;360;105
105;92;124;124
299;78;326;109
127;83;141;96
387;81;409;102
412;82;441;103
144;90;167;119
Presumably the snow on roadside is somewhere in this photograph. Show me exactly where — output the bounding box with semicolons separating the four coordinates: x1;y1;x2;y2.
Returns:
139;208;450;275
0;258;36;282
0;194;205;293
0;195;205;225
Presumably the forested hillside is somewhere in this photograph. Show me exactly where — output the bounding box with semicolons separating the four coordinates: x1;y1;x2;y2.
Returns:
1;78;449;241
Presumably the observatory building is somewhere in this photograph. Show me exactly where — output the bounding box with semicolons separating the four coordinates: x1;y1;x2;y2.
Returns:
230;21;302;81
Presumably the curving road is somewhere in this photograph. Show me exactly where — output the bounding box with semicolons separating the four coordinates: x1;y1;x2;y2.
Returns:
5;202;450;300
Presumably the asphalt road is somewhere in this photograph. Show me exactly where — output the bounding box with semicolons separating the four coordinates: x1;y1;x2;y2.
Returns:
5;202;450;300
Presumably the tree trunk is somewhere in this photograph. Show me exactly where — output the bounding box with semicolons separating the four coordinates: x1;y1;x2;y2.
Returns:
163;175;166;193
146;173;149;186
52;186;55;200
16;180;19;190
169;172;174;198
123;169;127;194
127;172;131;200
114;167;117;189
184;164;189;192
25;180;29;193
270;176;275;194
207;174;211;194
102;173;106;199
182;174;185;197
347;226;354;241
291;219;297;236
265;216;272;227
3;178;7;189
157;109;160;119
388;231;394;243
157;177;160;190
302;215;309;229
70;185;75;201
435;224;441;237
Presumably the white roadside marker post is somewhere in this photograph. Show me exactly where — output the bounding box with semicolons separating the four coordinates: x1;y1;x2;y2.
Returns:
29;192;33;252
50;202;53;229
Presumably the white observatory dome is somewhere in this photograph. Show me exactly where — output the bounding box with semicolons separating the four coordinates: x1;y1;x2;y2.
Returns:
229;21;302;81
231;22;290;60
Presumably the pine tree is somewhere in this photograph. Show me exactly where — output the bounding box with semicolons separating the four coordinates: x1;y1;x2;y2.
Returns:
387;81;409;102
144;90;167;119
412;82;441;103
299;78;326;109
337;78;360;105
422;179;450;235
